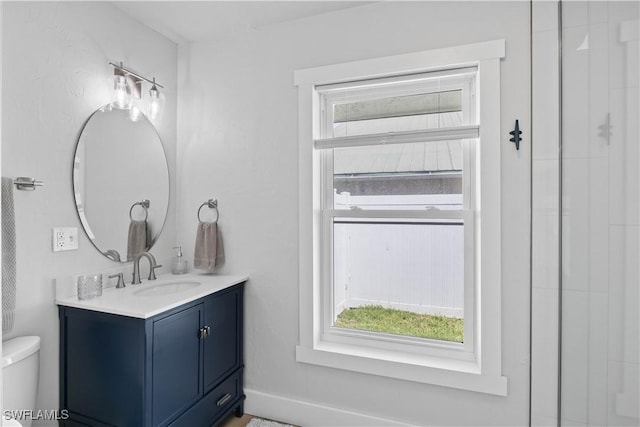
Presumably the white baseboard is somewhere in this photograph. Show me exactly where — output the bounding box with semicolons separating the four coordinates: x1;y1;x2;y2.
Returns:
244;388;408;426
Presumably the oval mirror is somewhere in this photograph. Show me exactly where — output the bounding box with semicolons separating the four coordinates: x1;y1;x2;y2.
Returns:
73;105;169;262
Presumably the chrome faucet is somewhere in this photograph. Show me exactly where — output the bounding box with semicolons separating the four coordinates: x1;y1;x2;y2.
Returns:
131;252;162;285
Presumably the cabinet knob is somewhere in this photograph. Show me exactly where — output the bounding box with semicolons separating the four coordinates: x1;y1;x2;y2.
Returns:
199;325;212;339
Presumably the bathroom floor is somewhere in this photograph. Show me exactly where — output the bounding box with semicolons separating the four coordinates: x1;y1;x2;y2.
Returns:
220;413;295;426
220;413;255;426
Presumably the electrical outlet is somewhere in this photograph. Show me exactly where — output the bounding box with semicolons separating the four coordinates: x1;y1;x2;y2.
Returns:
53;227;78;252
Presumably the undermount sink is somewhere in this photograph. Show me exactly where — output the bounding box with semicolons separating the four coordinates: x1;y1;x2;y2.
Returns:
133;281;201;297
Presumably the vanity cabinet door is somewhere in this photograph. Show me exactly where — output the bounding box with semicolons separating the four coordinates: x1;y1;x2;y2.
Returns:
59;308;146;427
152;303;204;426
203;286;243;391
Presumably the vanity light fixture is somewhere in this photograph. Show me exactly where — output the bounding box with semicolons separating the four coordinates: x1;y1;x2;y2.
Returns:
109;62;164;120
148;78;161;120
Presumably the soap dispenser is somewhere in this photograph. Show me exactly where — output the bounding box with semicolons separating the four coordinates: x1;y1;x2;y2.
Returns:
171;245;188;274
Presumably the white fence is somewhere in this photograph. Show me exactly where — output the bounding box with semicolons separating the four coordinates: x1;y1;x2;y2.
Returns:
333;192;464;319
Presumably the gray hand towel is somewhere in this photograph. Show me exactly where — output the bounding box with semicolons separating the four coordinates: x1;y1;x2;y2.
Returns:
194;222;225;271
2;177;17;334
127;220;149;261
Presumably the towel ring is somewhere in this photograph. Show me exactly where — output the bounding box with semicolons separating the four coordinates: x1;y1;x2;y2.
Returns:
197;199;219;223
129;199;150;221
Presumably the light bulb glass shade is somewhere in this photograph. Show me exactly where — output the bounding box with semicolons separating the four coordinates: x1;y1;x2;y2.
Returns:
129;97;144;122
147;85;162;120
113;75;131;109
129;106;144;122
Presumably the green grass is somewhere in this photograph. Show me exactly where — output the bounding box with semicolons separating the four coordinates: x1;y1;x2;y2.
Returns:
335;305;464;343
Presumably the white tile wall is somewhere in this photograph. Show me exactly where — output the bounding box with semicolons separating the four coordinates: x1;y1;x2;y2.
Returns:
608;361;640;425
562;159;589;292
561;290;589;425
587;23;610;159
558;3;639;426
561;26;590;160
608;88;640;226
531;3;561;423
608;225;627;364
532;213;559;290
532;29;560;160
532;1;558;32
587;1;608;25
533;159;560;213
587;290;609;426
531;288;559;422
562;1;588;29
587;156;609;294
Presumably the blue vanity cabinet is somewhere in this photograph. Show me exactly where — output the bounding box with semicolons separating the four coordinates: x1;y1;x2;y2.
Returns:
152;303;204;425
59;282;245;427
204;287;242;389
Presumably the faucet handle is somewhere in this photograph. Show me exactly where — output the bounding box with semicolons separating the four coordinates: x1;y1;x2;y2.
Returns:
109;273;126;289
149;264;163;280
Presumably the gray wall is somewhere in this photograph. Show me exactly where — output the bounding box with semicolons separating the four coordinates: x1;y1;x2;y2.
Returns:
177;2;531;425
1;2;177;420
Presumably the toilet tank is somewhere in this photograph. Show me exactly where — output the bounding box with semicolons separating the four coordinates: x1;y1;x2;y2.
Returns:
2;336;40;427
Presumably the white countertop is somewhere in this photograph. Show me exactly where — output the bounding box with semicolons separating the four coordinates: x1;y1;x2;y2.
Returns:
55;273;248;319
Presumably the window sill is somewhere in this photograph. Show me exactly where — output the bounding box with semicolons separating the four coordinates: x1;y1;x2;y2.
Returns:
295;342;507;396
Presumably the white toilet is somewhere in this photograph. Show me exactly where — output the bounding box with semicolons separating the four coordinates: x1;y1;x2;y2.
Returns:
2;336;40;427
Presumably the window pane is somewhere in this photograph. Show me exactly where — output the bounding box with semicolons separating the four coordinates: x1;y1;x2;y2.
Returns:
333;221;464;343
333;141;463;211
332;91;464;138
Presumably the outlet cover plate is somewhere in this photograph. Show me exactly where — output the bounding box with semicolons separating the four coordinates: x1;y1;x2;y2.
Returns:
53;227;78;252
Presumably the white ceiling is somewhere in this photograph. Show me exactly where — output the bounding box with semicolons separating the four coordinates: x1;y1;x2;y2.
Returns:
113;1;374;43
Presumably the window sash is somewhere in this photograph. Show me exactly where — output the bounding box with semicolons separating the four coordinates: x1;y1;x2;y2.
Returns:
332;90;463;124
314;125;479;150
319;136;477;355
330;209;465;220
317;69;476;122
322;208;476;355
317;68;477;143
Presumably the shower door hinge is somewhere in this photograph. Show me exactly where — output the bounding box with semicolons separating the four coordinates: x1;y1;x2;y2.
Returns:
509;119;522;151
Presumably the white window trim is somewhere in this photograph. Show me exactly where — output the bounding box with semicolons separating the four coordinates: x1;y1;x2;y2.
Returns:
295;40;506;396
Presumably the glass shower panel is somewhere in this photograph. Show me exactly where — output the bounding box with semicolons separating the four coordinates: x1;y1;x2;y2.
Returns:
561;2;639;426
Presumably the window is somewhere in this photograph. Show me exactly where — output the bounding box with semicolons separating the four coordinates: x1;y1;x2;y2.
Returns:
295;40;507;395
319;69;476;352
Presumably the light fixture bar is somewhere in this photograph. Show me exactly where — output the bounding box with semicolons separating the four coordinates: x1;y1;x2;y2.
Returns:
109;62;164;89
